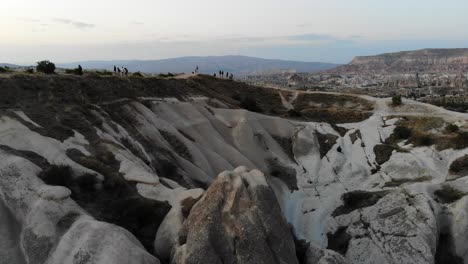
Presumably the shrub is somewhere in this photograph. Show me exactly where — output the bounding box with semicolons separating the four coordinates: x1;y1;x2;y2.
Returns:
25;68;34;74
75;173;98;192
65;65;83;75
445;124;459;133
414;133;433;146
449;155;468;174
455;132;468;149
95;70;113;76
392;95;402;106
287;109;302;117
0;66;11;73
394;126;412;139
36;60;56;74
434;185;466;204
39;165;73;187
132;71;144;77
158;72;175;78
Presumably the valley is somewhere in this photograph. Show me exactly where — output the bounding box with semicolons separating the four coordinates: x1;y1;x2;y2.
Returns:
1;74;468;263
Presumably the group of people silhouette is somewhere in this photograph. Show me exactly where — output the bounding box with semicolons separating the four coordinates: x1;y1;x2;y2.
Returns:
191;66;233;79
214;70;233;79
114;66;129;76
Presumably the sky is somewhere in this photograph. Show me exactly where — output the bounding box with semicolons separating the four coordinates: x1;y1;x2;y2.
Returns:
2;0;468;64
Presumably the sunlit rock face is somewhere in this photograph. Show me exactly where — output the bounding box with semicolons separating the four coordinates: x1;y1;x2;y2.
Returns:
1;75;468;263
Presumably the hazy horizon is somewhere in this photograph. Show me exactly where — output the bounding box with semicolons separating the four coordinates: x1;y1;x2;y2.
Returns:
3;0;468;64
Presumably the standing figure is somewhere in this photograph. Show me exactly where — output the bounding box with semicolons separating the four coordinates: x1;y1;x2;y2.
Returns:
124;68;129;76
114;65;117;75
117;67;121;76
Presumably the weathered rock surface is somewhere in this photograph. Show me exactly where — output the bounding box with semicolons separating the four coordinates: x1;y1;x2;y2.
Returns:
1;76;468;263
0;151;160;264
173;166;299;264
329;191;438;264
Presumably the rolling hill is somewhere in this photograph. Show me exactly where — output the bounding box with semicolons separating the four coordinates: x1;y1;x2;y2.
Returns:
57;55;339;75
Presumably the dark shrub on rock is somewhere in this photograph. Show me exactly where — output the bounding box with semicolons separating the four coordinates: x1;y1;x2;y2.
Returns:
392;95;402;106
445;124;459;133
394;126;412;139
455;132;468;149
39;165;73;187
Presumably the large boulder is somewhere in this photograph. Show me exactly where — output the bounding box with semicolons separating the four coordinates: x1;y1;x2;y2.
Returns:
173;166;299;264
329;190;438;264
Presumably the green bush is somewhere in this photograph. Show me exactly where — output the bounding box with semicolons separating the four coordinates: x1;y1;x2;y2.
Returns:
25;68;34;74
36;60;56;74
392;95;402;106
445;124;459;133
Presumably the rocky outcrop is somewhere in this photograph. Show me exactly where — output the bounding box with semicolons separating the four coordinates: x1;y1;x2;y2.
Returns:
329;191;438;264
0;151;160;264
329;49;468;74
172;166;299;264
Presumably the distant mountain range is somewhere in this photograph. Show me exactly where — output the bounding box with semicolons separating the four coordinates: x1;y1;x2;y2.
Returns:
326;48;468;74
57;55;339;75
0;63;19;68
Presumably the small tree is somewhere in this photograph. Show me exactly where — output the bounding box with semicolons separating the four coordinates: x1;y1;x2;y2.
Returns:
392;95;402;106
36;60;56;74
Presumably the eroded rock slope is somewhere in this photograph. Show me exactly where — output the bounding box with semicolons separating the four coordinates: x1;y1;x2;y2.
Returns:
1;75;468;264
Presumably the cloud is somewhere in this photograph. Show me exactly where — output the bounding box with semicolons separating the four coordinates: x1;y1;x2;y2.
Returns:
53;18;95;29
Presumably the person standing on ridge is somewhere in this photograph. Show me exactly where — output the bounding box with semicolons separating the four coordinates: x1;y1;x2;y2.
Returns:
117;67;121;76
124;68;129;76
114;65;117;75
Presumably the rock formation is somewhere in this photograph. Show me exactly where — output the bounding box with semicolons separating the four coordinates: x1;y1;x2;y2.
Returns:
329;49;468;74
172;167;299;264
0;75;468;263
